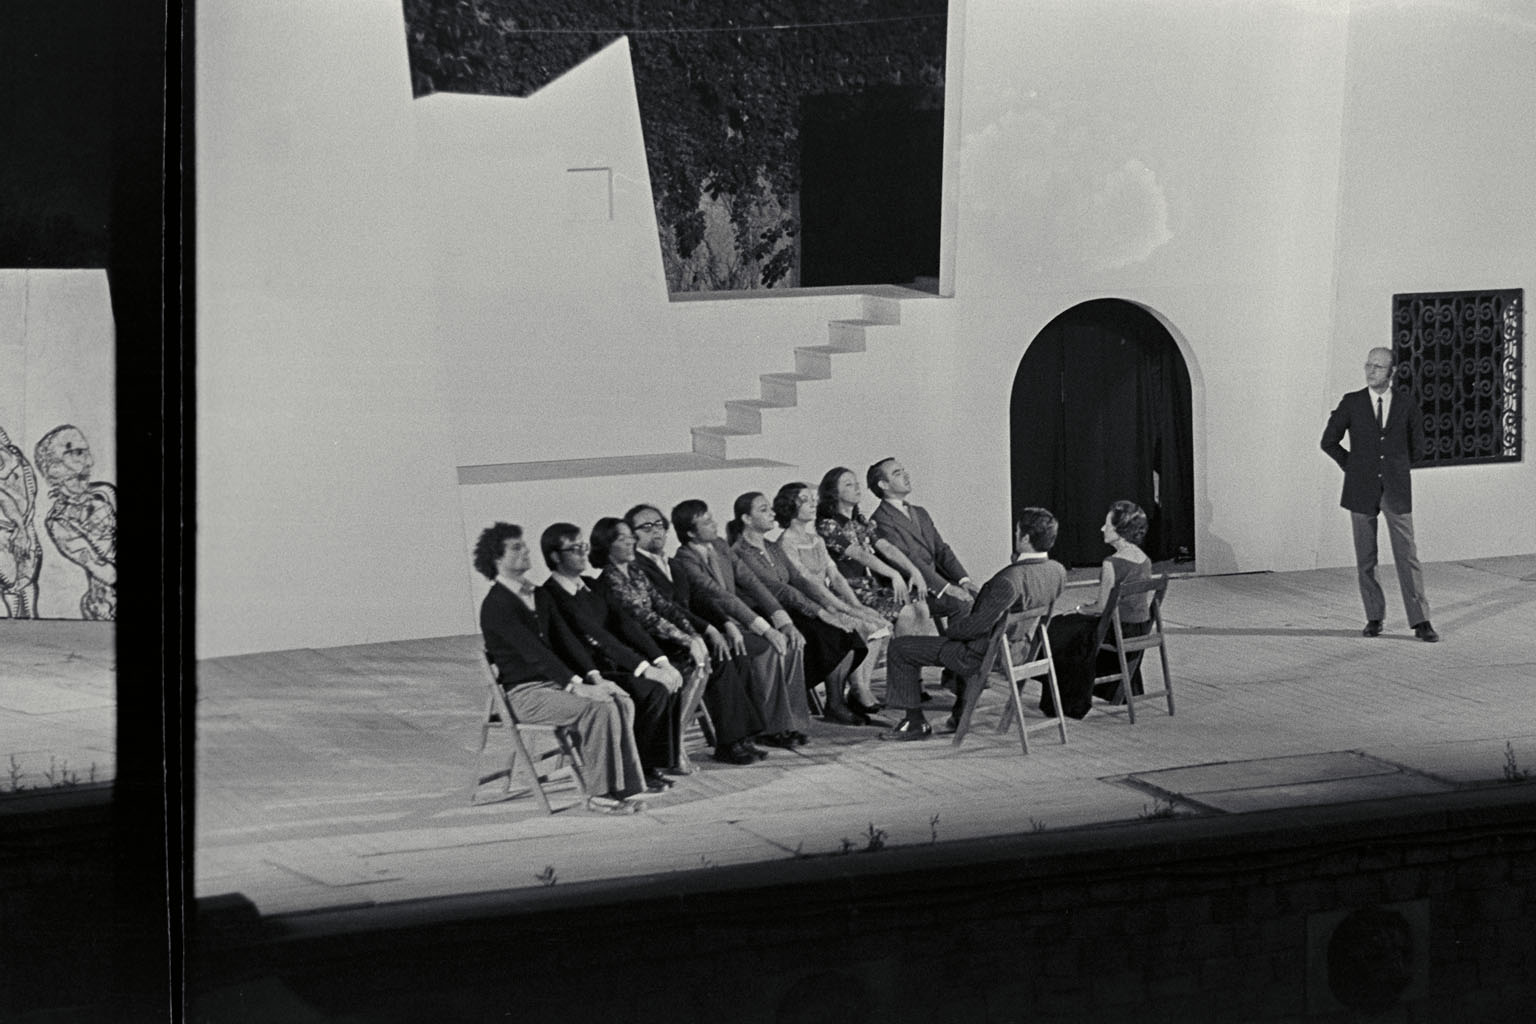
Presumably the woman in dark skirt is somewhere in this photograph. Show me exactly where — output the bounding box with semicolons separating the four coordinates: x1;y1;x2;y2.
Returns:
728;491;869;726
1041;500;1154;719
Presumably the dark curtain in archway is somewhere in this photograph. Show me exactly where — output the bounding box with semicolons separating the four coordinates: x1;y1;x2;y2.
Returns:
1011;301;1193;567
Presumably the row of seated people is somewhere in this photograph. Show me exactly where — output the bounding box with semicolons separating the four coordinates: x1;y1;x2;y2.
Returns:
473;455;1154;810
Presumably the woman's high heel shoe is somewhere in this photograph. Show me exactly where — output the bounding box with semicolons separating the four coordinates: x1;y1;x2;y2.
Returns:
846;693;884;717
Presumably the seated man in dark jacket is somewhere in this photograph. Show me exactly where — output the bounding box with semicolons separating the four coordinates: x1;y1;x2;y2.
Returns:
878;508;1067;741
539;522;681;791
474;522;644;811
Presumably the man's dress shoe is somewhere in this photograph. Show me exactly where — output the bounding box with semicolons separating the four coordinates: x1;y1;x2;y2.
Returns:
1413;621;1439;643
1362;620;1383;637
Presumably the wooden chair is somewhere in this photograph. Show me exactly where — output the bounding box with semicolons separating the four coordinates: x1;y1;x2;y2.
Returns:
951;601;1068;754
673;661;717;772
1090;576;1174;724
473;654;587;812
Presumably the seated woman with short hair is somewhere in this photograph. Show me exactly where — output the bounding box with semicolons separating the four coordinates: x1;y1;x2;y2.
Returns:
1041;500;1154;719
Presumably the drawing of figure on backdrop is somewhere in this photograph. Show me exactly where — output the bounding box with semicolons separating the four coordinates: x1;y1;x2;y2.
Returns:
0;425;42;617
33;425;116;620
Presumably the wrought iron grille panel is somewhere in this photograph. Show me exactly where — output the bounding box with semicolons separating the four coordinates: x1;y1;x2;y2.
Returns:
1391;289;1523;467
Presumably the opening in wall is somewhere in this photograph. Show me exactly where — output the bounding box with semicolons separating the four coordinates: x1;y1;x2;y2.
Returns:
1392;289;1523;466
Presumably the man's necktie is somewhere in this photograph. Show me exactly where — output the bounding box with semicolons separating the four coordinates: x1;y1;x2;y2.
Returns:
1376;396;1383;430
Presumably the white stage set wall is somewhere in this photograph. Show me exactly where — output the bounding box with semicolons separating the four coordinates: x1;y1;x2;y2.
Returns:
197;0;1535;659
0;269;116;620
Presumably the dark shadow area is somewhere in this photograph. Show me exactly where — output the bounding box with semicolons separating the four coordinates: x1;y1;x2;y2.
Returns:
186;788;1536;1023
2;1;178;1021
798;85;943;288
1012;299;1195;567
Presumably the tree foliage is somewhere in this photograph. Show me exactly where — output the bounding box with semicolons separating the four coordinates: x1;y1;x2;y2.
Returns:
402;0;947;291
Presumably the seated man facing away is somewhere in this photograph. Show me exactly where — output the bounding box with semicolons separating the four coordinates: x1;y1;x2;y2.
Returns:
539;522;682;793
878;507;1067;741
474;522;645;812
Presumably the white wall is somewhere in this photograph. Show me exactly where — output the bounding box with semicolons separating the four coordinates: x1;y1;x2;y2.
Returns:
197;0;1536;657
197;1;467;656
0;269;116;619
1321;0;1536;566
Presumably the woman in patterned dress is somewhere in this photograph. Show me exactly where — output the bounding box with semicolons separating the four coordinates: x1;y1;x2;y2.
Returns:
774;482;892;717
589;517;769;765
814;467;926;640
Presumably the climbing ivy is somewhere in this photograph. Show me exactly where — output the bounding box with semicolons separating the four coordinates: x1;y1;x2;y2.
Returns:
401;0;947;291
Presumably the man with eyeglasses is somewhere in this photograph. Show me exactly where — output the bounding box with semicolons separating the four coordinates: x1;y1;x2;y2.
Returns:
1321;347;1438;642
474;522;645;812
539;523;683;791
627;501;812;748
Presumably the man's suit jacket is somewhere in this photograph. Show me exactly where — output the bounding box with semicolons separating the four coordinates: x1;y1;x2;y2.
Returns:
1321;386;1422;515
633;553;716;634
937;557;1067;673
540;577;664;675
479;580;594;686
871;500;970;593
673;539;786;624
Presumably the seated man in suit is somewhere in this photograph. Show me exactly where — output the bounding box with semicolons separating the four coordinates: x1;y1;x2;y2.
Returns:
868;457;980;625
539;523;682;792
625;503;803;756
474;522;645;811
878;508;1067;740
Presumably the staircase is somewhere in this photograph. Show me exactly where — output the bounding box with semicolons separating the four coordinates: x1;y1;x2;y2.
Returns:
689;295;903;461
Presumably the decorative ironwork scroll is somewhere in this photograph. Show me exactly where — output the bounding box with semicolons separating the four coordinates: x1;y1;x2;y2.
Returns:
1392;289;1523;467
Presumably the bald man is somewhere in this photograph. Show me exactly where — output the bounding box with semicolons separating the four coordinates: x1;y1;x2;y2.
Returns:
1321;347;1437;642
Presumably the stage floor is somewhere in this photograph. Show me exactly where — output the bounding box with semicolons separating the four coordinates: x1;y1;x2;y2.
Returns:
194;556;1536;918
0;619;115;793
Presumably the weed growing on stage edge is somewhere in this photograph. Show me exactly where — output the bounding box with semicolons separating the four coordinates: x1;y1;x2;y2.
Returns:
1140;796;1180;820
534;866;557;887
1029;817;1048;833
837;823;890;855
1503;741;1530;783
929;812;941;843
2;754;100;792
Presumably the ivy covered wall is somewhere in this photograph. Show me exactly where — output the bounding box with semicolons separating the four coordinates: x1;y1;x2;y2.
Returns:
401;0;948;291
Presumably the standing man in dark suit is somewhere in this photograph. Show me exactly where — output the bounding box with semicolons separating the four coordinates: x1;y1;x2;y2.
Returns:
539;523;682;790
877;508;1068;740
474;522;645;811
868;457;979;625
1321;347;1438;642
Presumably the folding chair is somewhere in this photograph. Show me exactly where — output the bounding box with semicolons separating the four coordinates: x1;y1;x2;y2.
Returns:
1090;576;1174;724
473;654;587;812
951;602;1068;754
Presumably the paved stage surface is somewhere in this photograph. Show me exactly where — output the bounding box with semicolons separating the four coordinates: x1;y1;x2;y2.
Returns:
192;556;1536;918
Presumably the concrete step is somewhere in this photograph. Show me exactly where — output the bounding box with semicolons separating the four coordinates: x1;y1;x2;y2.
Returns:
793;347;834;378
827;319;874;352
760;373;812;406
861;295;902;325
724;398;795;432
690;425;757;459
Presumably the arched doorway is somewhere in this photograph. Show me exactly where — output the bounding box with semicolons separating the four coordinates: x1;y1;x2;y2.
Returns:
1011;299;1195;567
